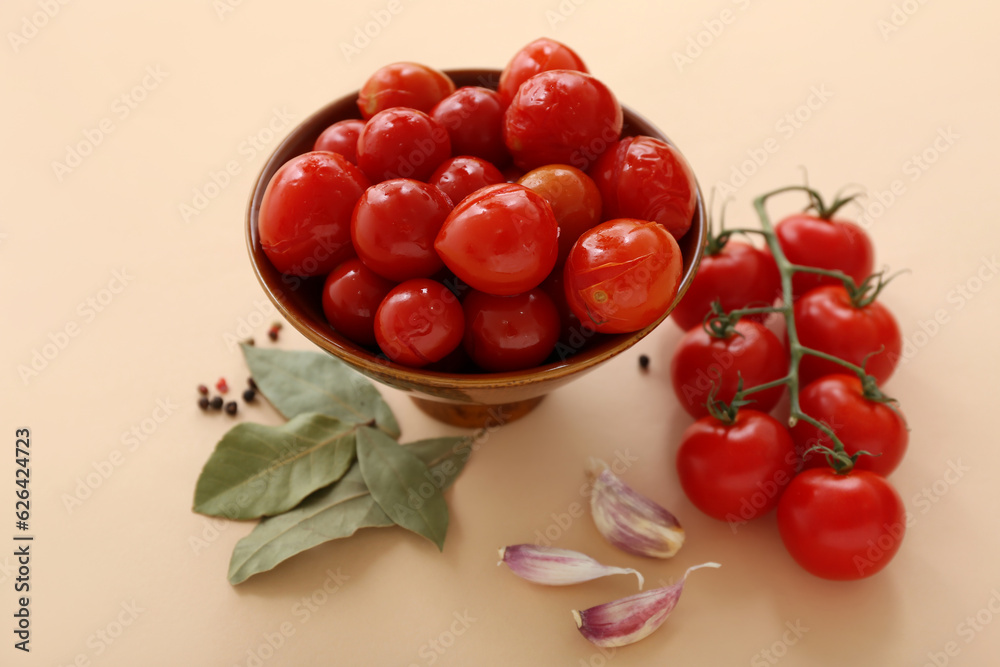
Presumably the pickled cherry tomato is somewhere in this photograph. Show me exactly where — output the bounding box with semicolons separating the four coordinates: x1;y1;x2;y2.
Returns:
313;119;365;163
518;164;602;266
357;62;455;119
504;70;622;172
431;87;509;166
429;156;505;206
356;107;451;183
462;288;560;372
351;179;453;282
374;279;465;367
563;218;683;334
258;151;369;276
498;38;588;106
435;183;558;296
321;258;396;347
588;135;697;240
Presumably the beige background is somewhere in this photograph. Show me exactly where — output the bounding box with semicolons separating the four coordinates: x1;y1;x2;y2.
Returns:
3;0;999;665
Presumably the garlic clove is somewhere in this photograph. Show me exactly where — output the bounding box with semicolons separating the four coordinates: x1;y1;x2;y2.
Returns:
588;459;685;558
498;544;644;589
572;562;720;647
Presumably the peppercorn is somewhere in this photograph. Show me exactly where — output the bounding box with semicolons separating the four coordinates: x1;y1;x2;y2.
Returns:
243;389;256;403
210;396;223;410
225;401;238;416
639;354;650;371
216;378;229;394
247;377;258;391
198;396;210;410
197;384;209;396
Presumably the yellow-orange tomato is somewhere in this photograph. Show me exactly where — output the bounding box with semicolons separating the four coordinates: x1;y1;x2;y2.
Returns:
518;164;602;266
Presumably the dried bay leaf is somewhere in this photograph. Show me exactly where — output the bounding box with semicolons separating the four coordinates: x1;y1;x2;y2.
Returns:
241;344;400;438
228;436;471;584
356;427;450;551
193;413;358;520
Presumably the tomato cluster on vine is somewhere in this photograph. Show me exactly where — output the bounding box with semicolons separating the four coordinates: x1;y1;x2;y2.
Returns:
669;188;909;581
257;39;699;372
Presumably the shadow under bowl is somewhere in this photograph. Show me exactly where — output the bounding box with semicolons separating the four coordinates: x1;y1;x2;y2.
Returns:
246;69;706;427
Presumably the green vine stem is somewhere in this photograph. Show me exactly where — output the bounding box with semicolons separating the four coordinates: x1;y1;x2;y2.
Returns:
717;185;882;473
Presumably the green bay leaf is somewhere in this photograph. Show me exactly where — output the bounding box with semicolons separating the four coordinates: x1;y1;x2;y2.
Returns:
241;344;400;437
228;437;470;584
356;427;450;551
193;413;358;520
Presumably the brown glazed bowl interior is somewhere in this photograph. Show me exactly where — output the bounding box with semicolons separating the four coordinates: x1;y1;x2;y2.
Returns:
246;69;706;426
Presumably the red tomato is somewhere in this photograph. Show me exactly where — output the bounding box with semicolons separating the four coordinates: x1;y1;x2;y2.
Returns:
671;241;781;331
462;288;560;372
434;183;558;296
677;410;798;522
517;164;602;266
777;468;905;580
374;279;465;367
356;107;451;183
321;258;396;347
428;156;505;206
430;86;509;166
356;62;455;120
588;135;697;240
313;119;365;164
498;38;588;106
258;151;369;276
792;286;902;385
791;375;908;476
351;179;452;282
670;320;787;419
563;218;683;334
775;213;874;298
504;70;622;172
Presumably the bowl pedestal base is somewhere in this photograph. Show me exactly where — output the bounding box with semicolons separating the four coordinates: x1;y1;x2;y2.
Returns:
410;395;545;428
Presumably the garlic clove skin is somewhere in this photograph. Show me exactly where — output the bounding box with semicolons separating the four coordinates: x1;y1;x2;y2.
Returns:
588;459;685;558
498;544;644;589
572;562;720;647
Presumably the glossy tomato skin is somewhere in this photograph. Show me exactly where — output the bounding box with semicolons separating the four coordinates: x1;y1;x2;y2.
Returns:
435;183;558;296
775;214;874;298
321;258;396;347
313;119;365;164
563;218;683;334
677;410;798;522
671;242;781;330
498;38;588;106
518;164;602;266
504;70;622;172
374;279;465;367
777;468;905;580
428;156;505;206
791;375;908;476
430;87;509;166
462;288;560;372
356;62;455;119
588;135;697;240
351;179;453;282
259;151;370;276
792;286;902;385
670;320;787;419
356;107;451;183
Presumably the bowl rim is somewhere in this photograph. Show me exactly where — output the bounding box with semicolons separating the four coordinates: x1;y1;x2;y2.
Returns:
245;68;707;390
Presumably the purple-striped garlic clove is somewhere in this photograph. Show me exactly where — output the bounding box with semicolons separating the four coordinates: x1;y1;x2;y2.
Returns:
572;562;720;647
498;544;644;589
588;459;685;558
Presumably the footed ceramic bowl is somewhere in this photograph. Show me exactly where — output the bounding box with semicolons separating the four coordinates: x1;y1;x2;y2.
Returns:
246;69;706;427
